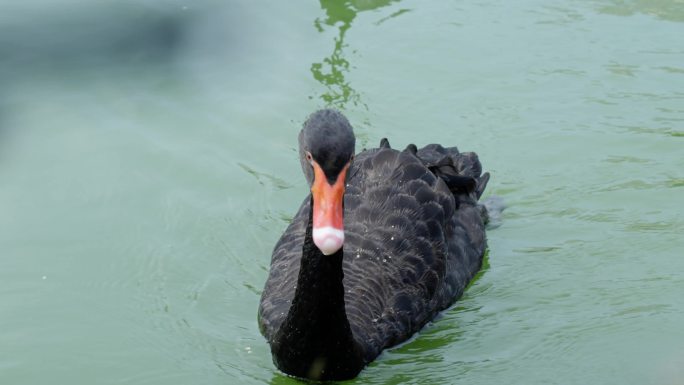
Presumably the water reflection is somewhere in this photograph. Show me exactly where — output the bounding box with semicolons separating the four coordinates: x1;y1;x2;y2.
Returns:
0;2;191;141
0;3;189;71
311;0;399;109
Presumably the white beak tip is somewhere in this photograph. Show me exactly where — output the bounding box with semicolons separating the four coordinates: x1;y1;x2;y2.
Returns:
312;227;344;255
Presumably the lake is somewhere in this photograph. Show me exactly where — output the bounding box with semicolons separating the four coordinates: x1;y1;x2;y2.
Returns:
1;1;683;384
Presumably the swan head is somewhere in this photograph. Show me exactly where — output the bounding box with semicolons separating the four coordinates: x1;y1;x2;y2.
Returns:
298;109;355;255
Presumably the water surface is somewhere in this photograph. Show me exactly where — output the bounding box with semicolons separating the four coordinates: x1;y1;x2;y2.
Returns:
1;1;683;384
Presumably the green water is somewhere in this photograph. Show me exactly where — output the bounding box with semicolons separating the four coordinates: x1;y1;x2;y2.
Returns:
2;1;683;384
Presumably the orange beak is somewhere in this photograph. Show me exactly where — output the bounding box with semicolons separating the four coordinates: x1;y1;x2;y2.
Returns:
310;161;349;255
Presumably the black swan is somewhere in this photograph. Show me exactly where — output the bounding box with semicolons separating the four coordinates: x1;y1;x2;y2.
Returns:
258;109;491;380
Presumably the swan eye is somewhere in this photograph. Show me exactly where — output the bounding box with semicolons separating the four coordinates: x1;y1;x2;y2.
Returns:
305;152;313;164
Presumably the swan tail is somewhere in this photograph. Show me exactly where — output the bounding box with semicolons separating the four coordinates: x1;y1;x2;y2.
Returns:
408;143;500;224
412;144;487;196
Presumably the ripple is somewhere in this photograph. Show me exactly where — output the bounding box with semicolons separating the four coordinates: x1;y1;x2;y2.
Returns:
237;162;293;191
375;8;412;26
596;178;684;192
667;178;684;187
624;220;677;232
514;245;562;253
603;155;654;164
598;0;684;23
613;304;671;318
606;62;639;77
659;66;684;74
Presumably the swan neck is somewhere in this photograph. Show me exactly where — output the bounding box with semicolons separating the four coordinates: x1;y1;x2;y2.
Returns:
270;200;364;380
